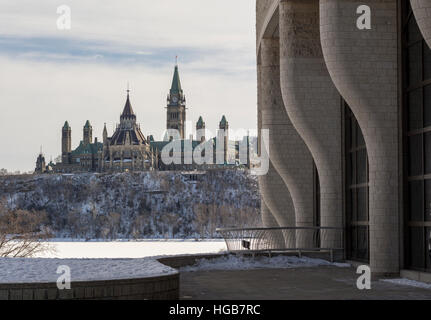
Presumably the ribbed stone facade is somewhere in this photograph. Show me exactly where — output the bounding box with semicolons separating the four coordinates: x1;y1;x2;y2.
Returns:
411;0;431;49
258;162;295;229
279;0;342;239
260;199;279;228
257;38;296;248
260;195;292;248
256;0;279;40
259;37;315;230
259;162;296;248
256;0;431;279
320;0;399;276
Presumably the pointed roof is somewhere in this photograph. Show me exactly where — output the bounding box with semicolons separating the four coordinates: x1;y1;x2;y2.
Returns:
63;121;70;129
220;115;228;127
197;116;204;126
121;91;136;118
84;120;91;128
170;65;182;94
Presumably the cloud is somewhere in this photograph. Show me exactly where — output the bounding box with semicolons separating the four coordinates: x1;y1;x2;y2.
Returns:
0;0;257;172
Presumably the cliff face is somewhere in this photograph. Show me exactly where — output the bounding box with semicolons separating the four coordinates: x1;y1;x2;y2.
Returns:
0;170;260;239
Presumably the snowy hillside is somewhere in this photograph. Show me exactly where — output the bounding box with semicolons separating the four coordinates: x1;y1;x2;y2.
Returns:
0;170;260;239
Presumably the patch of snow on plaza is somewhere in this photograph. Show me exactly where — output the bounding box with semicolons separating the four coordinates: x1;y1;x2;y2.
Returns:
0;257;176;283
381;278;431;290
35;240;227;259
181;255;351;272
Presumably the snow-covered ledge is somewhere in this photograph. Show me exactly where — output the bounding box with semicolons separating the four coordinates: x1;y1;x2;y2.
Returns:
0;257;179;300
0;251;350;300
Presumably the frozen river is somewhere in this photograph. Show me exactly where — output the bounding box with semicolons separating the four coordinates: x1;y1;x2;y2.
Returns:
35;240;227;259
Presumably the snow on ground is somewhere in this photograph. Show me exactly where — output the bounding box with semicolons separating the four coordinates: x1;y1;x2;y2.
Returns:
35;240;227;259
180;255;351;272
0;241;359;284
0;257;176;283
381;278;431;290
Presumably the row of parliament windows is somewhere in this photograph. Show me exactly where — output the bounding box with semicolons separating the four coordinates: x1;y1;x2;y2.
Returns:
170;112;180;120
404;2;431;271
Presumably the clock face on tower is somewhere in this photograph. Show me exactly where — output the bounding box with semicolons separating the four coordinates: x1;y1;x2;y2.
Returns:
172;96;178;103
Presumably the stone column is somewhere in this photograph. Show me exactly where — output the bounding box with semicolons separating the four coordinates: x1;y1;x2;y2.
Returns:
258;60;295;249
410;0;431;48
260;200;288;249
279;0;342;249
258;161;296;248
320;0;399;276
259;37;315;248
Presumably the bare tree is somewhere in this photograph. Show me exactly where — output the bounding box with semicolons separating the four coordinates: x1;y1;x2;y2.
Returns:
193;204;209;239
107;212;121;239
0;200;53;257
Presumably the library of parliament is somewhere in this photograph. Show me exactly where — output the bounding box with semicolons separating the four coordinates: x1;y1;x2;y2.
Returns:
35;64;249;174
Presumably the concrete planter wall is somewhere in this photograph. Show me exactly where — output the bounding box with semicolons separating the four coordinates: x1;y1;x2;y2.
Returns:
0;273;179;300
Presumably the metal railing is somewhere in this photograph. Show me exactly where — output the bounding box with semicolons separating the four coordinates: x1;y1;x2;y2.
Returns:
216;226;344;262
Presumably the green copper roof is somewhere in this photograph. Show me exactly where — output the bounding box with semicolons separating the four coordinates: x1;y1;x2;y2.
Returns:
220;115;228;127
170;65;182;94
71;141;103;156
63;121;70;129
197;116;204;127
84;120;91;128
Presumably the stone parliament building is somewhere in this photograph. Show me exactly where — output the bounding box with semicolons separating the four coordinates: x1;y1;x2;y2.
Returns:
36;64;249;174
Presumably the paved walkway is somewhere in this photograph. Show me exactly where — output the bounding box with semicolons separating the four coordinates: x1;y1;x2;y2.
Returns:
180;267;431;300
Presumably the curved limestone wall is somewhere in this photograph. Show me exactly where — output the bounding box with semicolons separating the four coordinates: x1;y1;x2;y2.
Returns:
410;0;431;48
279;0;343;242
258;55;295;248
259;162;296;248
320;0;399;275
260;197;291;249
259;37;315;230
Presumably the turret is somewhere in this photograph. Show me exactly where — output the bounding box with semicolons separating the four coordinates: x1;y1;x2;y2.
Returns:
83;120;92;145
196;116;206;142
35;147;46;174
103;123;108;145
62;121;71;164
166;63;186;139
218;115;229;164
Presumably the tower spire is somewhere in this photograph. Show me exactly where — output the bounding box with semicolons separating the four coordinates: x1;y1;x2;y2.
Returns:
121;86;136;118
170;64;182;95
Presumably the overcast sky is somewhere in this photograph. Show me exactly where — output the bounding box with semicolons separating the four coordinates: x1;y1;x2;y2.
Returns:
0;0;257;172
